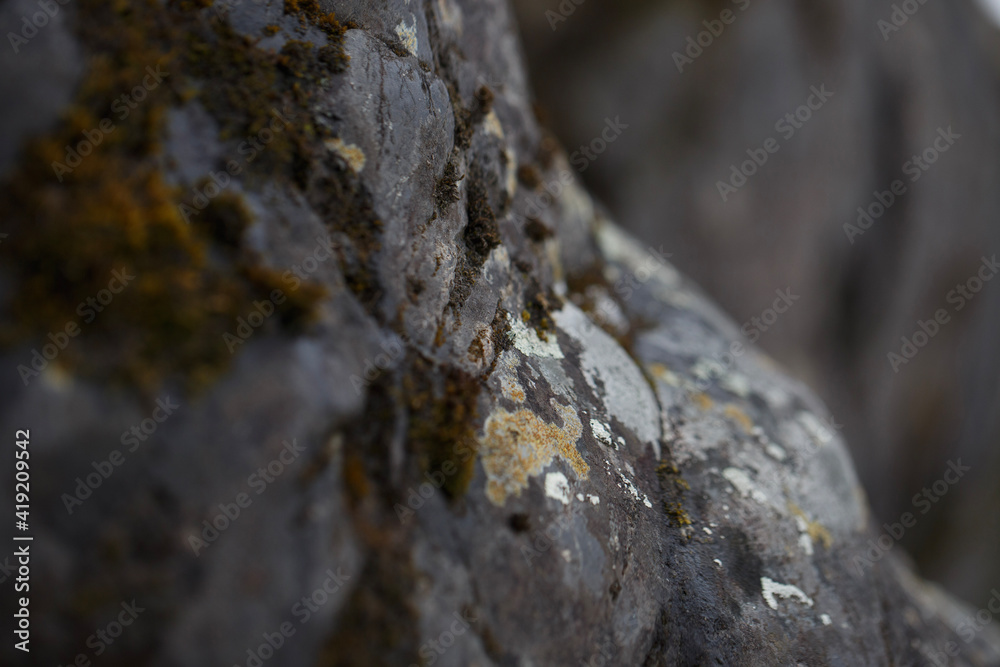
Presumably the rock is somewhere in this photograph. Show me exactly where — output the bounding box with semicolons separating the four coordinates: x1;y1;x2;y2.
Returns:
512;0;1000;604
0;0;997;665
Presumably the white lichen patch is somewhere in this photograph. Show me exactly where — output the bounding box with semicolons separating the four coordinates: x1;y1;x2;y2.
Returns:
395;17;419;56
436;0;463;32
720;371;752;398
761;577;814;610
554;303;661;458
617;471;653;508
324;138;366;172
590;419;614;448
798;526;814;556
594;219;682;291
765;443;788;461
821;614;832;626
508;312;563;359
798;411;836;447
722;468;768;504
545;472;571;504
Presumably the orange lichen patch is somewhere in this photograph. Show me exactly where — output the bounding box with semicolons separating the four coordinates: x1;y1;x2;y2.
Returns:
691;392;714;411
479;401;586;506
723;404;754;433
788;502;833;549
501;377;526;403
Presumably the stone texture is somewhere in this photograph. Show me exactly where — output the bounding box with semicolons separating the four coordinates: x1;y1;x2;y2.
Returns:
0;1;998;665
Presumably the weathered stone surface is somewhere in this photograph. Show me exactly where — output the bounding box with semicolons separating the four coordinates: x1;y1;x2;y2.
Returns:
512;0;1000;605
0;1;998;665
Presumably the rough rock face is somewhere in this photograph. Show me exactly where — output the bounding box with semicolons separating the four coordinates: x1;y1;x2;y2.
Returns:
511;0;1000;605
0;0;998;665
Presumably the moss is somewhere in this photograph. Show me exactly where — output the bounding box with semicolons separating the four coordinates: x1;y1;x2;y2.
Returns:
434;159;463;210
521;280;557;342
278;39;316;79
474;85;495;115
517;163;542;189
462;175;500;261
404;357;480;500
315;546;420;667
656;460;693;528
342;450;370;507
306;164;383;309
524;217;553;242
449;83;494;151
0;0;346;392
284;0;346;39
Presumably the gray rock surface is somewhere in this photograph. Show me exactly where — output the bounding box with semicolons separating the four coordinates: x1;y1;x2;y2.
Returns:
512;0;1000;606
0;0;998;665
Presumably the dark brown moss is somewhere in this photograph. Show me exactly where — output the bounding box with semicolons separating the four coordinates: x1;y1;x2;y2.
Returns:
517;163;542;189
315;545;420;667
342;450;371;507
463;176;500;262
524;217;554;242
278;39;316;79
306;164;383;310
474;85;495;115
434;160;463;210
0;0;337;391
284;0;346;39
520;280;558;342
403;357;480;500
656;460;693;528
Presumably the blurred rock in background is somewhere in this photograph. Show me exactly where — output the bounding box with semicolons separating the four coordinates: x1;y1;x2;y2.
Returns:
512;0;1000;608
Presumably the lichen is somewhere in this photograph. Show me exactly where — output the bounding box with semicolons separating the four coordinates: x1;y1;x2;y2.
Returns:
479;401;586;506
